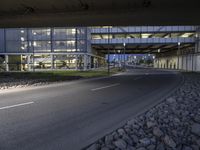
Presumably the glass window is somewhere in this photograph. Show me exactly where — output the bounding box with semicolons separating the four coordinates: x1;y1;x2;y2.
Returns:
53;40;76;52
29;41;51;52
0;29;5;53
53;28;76;40
29;28;51;40
5;29;28;52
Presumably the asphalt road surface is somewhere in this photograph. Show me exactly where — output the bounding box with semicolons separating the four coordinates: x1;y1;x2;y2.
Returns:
0;68;182;150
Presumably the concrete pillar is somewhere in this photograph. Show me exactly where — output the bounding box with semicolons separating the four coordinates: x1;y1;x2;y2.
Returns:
75;55;78;70
83;54;87;71
194;29;200;71
88;55;91;70
5;55;9;72
27;55;31;71
51;54;54;70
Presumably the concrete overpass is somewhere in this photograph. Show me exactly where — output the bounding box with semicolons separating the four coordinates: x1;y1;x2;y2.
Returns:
91;26;200;72
0;0;200;27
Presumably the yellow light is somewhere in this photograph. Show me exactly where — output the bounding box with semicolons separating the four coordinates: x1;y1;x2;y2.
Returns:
141;34;151;38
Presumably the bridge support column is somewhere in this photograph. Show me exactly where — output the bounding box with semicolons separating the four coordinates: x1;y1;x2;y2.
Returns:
27;55;31;71
51;54;54;70
194;29;200;71
83;54;87;71
5;55;9;72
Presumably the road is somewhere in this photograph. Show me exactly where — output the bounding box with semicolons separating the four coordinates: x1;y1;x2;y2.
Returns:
0;68;182;150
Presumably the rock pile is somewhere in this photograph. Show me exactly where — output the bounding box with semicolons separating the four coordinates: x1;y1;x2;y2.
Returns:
85;73;200;150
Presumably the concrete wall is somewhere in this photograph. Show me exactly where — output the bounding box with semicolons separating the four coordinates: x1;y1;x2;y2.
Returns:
154;54;200;72
154;28;200;72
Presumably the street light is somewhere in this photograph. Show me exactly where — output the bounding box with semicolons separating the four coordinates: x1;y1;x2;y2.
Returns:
32;41;37;72
177;42;181;70
107;27;110;75
123;42;126;71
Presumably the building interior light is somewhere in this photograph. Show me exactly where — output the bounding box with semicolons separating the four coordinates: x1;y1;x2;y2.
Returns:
33;32;37;35
21;30;25;33
72;29;76;34
21;46;25;50
181;33;193;38
21;37;25;41
158;49;160;53
141;34;152;38
33;41;37;46
67;41;75;44
47;32;51;36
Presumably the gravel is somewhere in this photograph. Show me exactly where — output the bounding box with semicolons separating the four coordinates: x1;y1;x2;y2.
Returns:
84;73;200;150
0;76;81;91
0;78;51;90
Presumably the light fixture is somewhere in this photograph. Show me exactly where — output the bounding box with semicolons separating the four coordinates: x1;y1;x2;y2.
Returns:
72;29;76;34
33;41;37;46
123;42;126;47
178;42;181;46
141;34;151;38
21;30;25;33
21;37;25;41
158;49;160;53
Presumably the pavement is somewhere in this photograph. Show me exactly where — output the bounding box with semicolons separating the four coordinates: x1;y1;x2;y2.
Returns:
0;67;182;150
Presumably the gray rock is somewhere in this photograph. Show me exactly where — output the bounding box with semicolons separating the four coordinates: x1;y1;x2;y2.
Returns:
101;147;110;150
127;145;136;150
156;143;165;150
146;121;156;128
130;134;139;143
123;135;133;145
191;123;200;136
195;138;200;146
105;135;114;145
153;127;163;137
117;128;126;136
113;139;127;149
191;145;199;150
139;138;151;146
147;144;156;150
166;97;176;104
136;147;146;150
163;135;176;148
182;146;193;150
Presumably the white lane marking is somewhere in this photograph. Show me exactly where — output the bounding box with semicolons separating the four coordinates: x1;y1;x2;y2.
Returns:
0;102;34;110
91;83;120;91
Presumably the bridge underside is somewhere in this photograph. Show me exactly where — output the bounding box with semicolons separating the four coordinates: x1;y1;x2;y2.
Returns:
92;43;195;54
0;0;199;27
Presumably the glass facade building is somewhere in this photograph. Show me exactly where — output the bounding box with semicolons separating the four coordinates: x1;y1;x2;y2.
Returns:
0;27;105;71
